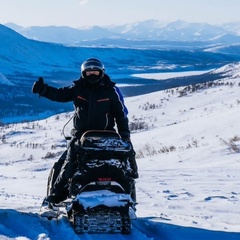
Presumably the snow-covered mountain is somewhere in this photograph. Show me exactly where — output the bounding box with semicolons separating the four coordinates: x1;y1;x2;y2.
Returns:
5;20;240;45
0;72;240;239
222;21;240;35
1;23;240;124
211;62;240;78
1;23;240;80
1;22;240;80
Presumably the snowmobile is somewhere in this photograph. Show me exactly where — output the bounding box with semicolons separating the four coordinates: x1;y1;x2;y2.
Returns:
41;130;137;234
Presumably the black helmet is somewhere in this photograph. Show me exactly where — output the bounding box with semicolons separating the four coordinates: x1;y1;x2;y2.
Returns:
81;58;105;84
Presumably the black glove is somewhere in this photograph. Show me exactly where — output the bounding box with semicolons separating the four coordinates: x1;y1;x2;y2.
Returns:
122;138;134;151
71;129;82;139
32;77;44;94
122;137;131;144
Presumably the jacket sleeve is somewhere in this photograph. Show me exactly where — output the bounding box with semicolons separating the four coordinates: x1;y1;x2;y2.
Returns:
112;86;130;140
40;84;74;102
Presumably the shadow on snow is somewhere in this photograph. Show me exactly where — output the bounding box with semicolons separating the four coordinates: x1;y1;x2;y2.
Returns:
0;210;239;240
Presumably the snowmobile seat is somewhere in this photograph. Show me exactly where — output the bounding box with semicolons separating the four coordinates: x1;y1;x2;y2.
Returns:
80;130;121;143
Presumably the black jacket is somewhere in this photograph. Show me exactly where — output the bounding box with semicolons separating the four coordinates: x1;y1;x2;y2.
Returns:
40;74;130;139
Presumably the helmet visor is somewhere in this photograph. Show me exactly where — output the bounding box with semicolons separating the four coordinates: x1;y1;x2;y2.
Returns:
81;60;104;72
85;70;100;76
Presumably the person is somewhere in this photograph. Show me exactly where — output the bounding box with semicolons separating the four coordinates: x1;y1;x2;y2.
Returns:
32;58;138;204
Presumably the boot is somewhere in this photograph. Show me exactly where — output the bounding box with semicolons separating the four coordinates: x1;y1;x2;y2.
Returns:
46;194;65;204
46;184;69;204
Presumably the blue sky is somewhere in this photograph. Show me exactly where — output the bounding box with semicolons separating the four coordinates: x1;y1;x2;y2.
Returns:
0;0;239;27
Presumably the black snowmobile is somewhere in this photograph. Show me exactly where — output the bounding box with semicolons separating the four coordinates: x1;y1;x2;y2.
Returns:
41;130;137;234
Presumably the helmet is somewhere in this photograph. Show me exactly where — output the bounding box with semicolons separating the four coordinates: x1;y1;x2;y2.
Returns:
81;58;105;84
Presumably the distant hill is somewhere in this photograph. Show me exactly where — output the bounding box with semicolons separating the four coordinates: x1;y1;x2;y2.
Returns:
1;23;240;81
5;19;240;45
1;23;240;122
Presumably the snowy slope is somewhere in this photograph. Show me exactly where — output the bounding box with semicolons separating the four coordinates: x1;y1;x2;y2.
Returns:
0;72;15;86
0;74;240;239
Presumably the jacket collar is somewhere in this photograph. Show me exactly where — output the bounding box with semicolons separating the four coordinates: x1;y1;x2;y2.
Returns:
73;74;116;88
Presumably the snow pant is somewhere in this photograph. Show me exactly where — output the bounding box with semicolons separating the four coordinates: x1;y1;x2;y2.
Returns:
48;138;77;201
47;150;67;195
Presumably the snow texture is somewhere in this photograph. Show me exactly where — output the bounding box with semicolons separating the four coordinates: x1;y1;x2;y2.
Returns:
75;190;131;209
0;70;240;239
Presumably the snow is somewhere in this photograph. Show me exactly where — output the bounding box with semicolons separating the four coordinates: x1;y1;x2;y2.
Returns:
76;190;131;209
132;70;212;80
0;72;240;239
0;72;15;86
211;62;240;78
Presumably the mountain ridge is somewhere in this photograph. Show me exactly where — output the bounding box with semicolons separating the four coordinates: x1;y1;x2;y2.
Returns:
5;19;240;45
1;23;240;123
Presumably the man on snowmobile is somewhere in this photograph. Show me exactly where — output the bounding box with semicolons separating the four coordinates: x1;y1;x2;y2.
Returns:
32;58;138;204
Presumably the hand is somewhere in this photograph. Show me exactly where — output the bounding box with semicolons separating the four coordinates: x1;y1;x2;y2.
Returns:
71;129;82;139
122;137;131;143
32;77;44;94
122;138;134;149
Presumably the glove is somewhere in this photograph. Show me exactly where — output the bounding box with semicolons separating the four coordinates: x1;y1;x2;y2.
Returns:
32;77;44;94
71;129;82;139
122;137;131;144
122;138;134;151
